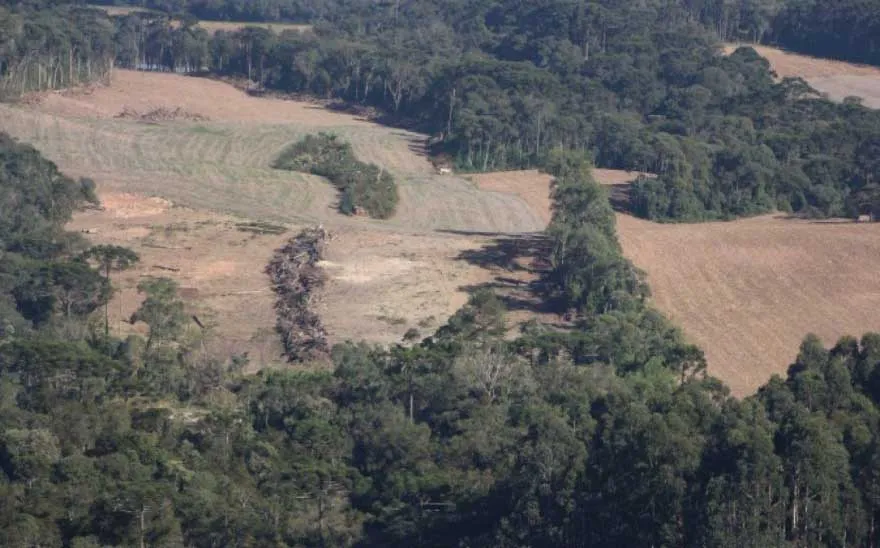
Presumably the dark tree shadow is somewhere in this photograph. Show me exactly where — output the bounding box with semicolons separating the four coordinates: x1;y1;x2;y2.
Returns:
444;231;566;317
449;232;550;272
607;182;632;212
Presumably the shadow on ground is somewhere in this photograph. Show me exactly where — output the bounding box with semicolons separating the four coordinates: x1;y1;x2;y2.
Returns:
606;183;632;213
445;231;563;318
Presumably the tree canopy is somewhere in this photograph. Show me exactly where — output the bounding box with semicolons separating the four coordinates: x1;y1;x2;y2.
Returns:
5;0;880;544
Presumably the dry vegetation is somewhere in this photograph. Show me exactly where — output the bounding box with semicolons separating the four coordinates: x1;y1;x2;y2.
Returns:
1;69;546;357
724;43;880;107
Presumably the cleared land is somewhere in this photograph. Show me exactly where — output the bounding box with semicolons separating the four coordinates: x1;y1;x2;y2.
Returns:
474;168;880;397
68;192;289;370
88;6;311;33
195;21;311;33
724;43;880;108
2;70;544;358
616;214;880;397
3;71;543;233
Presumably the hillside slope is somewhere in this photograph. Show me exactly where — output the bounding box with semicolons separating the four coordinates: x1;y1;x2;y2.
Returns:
725;43;880;107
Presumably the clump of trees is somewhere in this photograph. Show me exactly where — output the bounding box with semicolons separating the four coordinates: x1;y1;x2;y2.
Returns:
273;133;398;218
265;226;329;362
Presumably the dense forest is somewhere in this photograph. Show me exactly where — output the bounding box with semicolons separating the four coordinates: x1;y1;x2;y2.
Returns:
5;132;880;546
5;0;880;221
89;0;880;68
5;0;880;544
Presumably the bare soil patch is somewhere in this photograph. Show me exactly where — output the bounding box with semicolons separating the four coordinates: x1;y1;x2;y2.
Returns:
4;71;554;370
317;227;497;345
68;184;531;358
471;170;554;226
69;192;290;370
616;214;880;396
724;44;880;107
33;69;375;125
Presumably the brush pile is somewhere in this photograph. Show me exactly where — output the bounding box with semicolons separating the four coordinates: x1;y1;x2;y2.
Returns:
116;106;209;122
265;226;330;362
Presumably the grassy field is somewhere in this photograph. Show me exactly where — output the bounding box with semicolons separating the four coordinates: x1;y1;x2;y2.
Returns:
3;71;543;232
1;70;546;363
724;43;880;108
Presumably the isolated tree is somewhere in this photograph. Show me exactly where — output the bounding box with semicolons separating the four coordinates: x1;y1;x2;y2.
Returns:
83;245;140;337
130;277;186;355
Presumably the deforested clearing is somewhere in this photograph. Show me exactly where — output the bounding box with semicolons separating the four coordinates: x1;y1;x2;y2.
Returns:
617;214;880;397
0;69;547;360
724;43;880;107
1;70;542;233
194;21;312;34
479;168;880;396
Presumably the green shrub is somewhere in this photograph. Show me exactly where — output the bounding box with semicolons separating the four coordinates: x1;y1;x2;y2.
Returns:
273;133;399;219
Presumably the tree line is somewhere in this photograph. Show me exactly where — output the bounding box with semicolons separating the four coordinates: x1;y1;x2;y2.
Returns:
0;5;115;97
6;1;880;221
5;132;880;545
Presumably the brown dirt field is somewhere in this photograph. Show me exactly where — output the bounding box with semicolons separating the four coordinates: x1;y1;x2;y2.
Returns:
69;189;510;357
616;214;880;396
476;168;880;397
724;43;880;108
470;170;554;226
317;228;497;345
0;70;554;369
69;192;290;369
33;70;374;126
2;70;543;233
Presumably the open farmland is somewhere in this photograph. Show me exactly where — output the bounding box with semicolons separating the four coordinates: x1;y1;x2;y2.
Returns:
475;168;880;396
0;69;544;359
725;43;880;107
